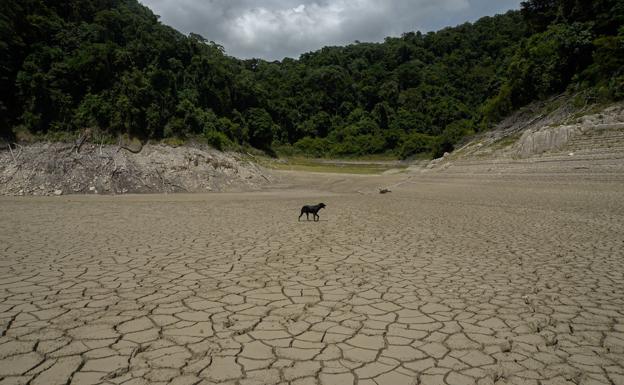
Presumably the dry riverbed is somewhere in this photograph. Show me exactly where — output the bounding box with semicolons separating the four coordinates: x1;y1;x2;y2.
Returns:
1;171;623;385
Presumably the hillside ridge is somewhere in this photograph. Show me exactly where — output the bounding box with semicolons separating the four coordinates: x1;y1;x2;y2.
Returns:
420;97;624;178
1;0;622;158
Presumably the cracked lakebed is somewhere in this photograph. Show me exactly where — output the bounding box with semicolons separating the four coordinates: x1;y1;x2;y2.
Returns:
1;175;623;385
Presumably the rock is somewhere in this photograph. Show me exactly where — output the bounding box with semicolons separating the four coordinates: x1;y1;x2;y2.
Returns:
515;125;580;157
54;189;63;196
427;157;444;169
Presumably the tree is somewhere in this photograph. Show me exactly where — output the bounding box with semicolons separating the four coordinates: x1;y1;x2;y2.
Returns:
245;108;274;149
521;0;559;32
0;0;620;158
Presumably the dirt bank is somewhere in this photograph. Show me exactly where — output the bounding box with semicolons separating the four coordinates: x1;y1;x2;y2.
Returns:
0;142;272;196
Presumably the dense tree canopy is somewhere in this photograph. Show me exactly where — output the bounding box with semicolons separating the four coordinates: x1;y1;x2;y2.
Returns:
1;0;622;158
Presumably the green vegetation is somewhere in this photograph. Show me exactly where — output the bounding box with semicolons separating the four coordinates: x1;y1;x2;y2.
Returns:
1;0;622;159
258;157;407;175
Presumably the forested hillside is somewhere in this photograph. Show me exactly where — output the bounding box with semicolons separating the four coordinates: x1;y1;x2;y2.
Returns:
1;0;622;158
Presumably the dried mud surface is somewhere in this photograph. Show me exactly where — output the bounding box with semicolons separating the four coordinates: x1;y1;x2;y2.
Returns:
1;174;623;385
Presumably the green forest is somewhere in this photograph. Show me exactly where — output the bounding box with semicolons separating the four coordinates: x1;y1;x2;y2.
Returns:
1;0;622;158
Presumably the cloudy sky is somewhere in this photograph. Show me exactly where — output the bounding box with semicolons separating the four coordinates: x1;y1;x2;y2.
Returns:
140;0;522;60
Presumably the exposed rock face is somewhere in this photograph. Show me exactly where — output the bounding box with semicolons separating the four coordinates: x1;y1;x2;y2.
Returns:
0;143;271;195
514;125;581;157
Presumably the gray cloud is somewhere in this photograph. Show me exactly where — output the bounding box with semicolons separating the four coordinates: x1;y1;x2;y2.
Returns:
140;0;522;60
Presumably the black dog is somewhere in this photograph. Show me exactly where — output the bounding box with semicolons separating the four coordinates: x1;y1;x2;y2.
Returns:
298;203;326;222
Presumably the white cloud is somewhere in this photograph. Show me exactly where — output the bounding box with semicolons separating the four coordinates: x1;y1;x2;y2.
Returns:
140;0;522;60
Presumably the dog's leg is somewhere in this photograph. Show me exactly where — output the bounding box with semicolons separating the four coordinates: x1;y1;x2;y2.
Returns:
298;212;303;221
306;213;310;221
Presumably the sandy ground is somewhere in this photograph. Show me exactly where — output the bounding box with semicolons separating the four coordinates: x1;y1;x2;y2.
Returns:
1;170;623;385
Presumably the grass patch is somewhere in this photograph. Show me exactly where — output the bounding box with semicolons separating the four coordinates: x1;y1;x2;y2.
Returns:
160;137;186;147
258;156;408;175
491;133;522;149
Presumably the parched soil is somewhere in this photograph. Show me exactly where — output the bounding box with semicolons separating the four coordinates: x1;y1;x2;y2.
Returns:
1;171;623;385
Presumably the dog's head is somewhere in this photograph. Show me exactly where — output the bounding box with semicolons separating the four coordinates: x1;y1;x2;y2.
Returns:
318;203;326;209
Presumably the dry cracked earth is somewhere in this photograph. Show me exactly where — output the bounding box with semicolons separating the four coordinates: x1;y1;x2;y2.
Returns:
1;175;623;385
